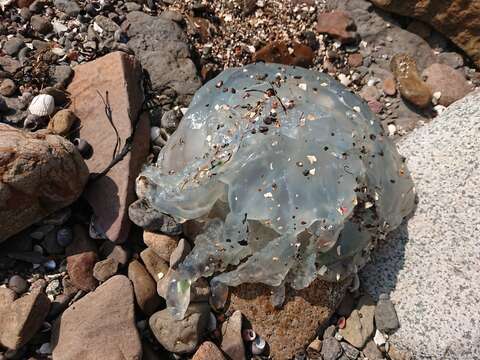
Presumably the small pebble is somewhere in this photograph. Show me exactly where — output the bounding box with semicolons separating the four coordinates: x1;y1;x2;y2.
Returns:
8;275;29;294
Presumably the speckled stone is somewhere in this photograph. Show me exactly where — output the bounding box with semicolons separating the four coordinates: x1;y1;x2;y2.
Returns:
361;91;480;359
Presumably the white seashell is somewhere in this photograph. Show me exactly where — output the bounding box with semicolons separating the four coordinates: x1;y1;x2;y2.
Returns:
28;94;55;117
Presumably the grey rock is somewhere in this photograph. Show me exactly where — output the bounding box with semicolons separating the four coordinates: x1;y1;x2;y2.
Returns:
374;294;399;333
160;108;181;131
149;302;210;354
362;341;383;360
438;52;464;69
321;337;343;360
29;0;46;14
340;342;359;359
30;15;53;34
129;198;182;235
7;276;28;295
2;38;25;57
93;15;120;33
126;11;201;106
53;0;81;17
42;231;64;255
361;90;480;359
323;325;337;339
40;87;69;106
50;65;73;88
125;2;142;11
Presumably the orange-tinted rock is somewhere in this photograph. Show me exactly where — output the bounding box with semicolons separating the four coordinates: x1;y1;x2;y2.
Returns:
128;260;161;316
0;124;88;242
391;53;432;108
68;52;150;243
382;76;397;96
193;341;226;360
348;53;363;67
229;278;349;359
254;41;315;67
316;11;358;44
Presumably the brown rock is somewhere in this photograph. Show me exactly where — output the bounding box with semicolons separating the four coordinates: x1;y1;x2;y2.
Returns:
0;57;21;74
47;109;78;136
140;248;169;282
99;241;130;268
51;275;142;360
0;79;16;97
0;289;51;350
66;225;98;291
382;76;397;96
93;258;118;282
229;278;349;359
422;63;473;106
0;124;88;243
67;51;149;244
221;310;245;360
316;11;358;44
143;231;178;262
391;53;432;108
348;53;363;67
128;260;160;316
193;341;226;360
169;238;191;269
338;294;375;349
254;41;315;67
406;20;431;40
363;340;383;360
369;0;480;68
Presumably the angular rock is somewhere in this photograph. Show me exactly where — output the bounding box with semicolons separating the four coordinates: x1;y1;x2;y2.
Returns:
2;38;25;57
67;51;149;244
30;15;53;34
143;231;177;263
362;340;383;360
99;241;130;268
169;238;191;269
0;124;88;242
374;294;399;333
339;295;375;349
422;63;473;107
229;278;349;359
361;91;480;358
340;341;360;359
221;310;245;360
369;0;480;68
0;79;16;97
128;260;160;316
53;0;80;17
93;258;118;282
391;53;431;108
126;11;201;106
129;198;182;234
140;248;169;282
254;41;315;67
321;337;343;360
382;76;397;96
51;275;142;360
66;225;98;291
149;303;210;354
0;289;51;350
193;341;226;360
316;11;358;44
0;56;21;74
50;65;73;88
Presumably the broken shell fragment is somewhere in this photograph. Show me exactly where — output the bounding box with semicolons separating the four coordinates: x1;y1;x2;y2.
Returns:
251;336;266;355
28;94;55;117
242;329;256;342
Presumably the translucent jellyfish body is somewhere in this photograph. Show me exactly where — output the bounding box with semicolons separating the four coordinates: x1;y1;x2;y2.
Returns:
137;63;415;319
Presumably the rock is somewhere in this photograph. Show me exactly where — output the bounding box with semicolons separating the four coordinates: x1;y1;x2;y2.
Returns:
128;199;182;234
406;20;431;40
391;53;432;108
253;41;315;67
50;65;73;88
316;11;358;44
368;100;383;114
0;124;88;243
66;225;98;291
93;258;118;282
143;231;177;263
8;275;28;294
339;295;375;349
229;278;348;359
369;0;480;68
149;303;210;354
0;79;16;97
67;51;149;244
30;15;52;34
0;289;51;350
362;340;383;360
2;38;25;56
0;56;21;74
99;241;130;268
341;341;359;359
321;337;343;360
53;0;80;17
348;53;363;67
42;230;64;254
374;294;399;333
221;310;245;360
422;63;473;107
359;86;380;102
47;109;77;136
126;11;201;106
169;238;191;269
140;248;169;282
387;344;413;360
437;52;464;69
40;87;69;106
128;260;160;316
51;275;142;360
382;76;397;96
193;341;226;360
361;90;480;359
93;15;120;34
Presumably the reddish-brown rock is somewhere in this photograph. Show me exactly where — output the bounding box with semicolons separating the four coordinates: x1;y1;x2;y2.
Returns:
143;231;178;263
382;76;397;96
128;260;161;316
51;275;142;360
348;53;363;68
193;341;226;360
67;51;150;243
229;279;349;359
369;0;480;68
0;124;88;242
254;41;315;67
316;11;358;44
66;225;98;292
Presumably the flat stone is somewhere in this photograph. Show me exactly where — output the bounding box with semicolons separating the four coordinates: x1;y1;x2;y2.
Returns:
254;41;315;67
321;337;343;360
362;340;383;360
128;259;160;316
66;225;98;291
0;124;88;242
229;278;349;359
140;248;169;282
67;51;149;244
149;302;210;354
0;56;21;74
126;11;201;106
2;38;25;56
30;15;53;34
374;294;399;333
316;11;358;44
361;91;480;359
93;257;118;282
51;275;142;360
339;295;375;349
0;289;51;350
143;231;178;263
221;310;245;360
53;0;80;17
193;341;226;360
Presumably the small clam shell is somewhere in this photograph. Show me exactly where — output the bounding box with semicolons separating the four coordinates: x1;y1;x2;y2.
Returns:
28;94;55;117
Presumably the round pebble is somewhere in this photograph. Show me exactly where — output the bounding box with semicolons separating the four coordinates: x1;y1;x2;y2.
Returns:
56;227;73;247
8;275;29;294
